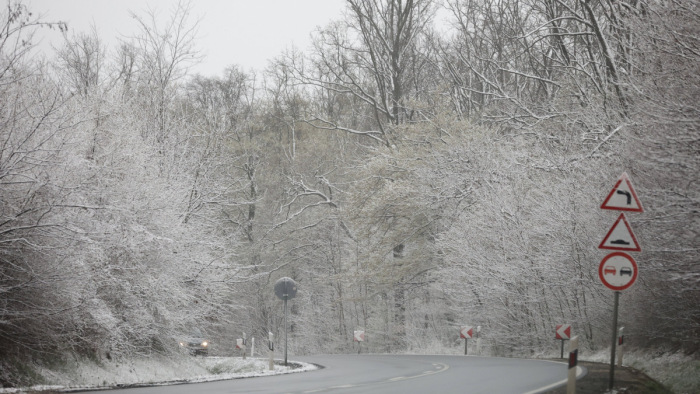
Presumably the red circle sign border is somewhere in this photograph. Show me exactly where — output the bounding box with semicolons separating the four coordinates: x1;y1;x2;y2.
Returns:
598;252;638;291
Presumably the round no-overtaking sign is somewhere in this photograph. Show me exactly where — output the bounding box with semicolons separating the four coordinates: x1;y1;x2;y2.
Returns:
599;252;638;291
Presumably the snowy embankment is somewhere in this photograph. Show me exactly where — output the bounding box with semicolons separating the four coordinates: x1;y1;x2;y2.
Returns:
0;356;317;393
581;350;700;394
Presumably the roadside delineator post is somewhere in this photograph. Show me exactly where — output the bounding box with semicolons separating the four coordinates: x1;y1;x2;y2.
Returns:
617;327;624;367
268;332;274;371
567;336;579;394
354;329;365;354
242;332;247;360
476;326;481;355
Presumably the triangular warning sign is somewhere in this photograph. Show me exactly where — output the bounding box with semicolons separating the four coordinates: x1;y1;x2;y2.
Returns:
601;172;643;212
599;213;641;252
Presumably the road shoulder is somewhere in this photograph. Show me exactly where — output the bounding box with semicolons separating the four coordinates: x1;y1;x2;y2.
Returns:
543;360;671;394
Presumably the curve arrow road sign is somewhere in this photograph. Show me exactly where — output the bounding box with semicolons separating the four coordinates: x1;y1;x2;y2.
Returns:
601;172;644;212
556;324;572;340
460;326;473;339
354;330;365;342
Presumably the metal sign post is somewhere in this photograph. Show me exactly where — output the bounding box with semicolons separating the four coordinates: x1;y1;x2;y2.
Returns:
460;326;473;355
274;277;298;367
597;254;637;390
598;172;643;391
609;291;620;390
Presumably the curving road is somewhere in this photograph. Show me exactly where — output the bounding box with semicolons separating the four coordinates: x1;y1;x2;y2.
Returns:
81;354;583;394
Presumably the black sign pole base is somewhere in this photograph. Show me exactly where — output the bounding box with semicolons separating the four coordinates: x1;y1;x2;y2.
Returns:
561;339;565;359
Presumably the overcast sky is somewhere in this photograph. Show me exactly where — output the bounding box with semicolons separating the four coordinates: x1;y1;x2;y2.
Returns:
28;0;347;76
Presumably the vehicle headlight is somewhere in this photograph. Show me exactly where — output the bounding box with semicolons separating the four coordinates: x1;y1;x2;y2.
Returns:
201;341;208;347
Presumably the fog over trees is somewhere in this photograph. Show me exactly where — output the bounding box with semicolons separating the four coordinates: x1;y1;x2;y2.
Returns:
1;0;698;386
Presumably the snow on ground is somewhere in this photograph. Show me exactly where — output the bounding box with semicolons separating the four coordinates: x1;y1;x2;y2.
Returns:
0;356;317;393
583;349;700;394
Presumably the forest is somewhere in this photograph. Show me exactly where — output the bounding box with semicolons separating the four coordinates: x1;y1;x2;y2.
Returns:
0;0;698;386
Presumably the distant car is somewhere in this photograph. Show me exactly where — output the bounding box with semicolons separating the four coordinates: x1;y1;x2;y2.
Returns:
604;267;616;275
179;329;209;356
619;267;633;277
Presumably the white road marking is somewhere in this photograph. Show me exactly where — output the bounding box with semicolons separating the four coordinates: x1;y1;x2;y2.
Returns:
385;362;450;383
522;365;586;394
302;361;451;393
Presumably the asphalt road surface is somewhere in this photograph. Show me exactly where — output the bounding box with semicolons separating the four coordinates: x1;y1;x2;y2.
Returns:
81;354;579;394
